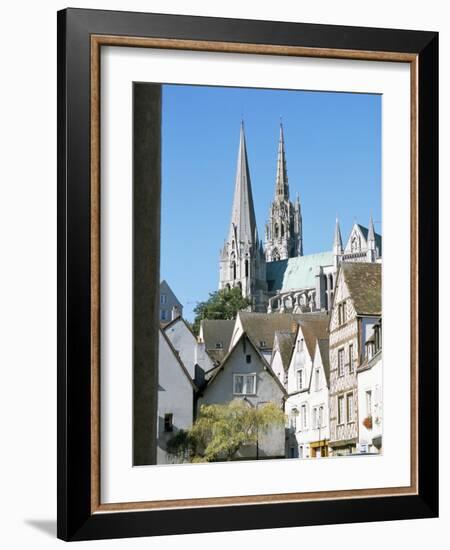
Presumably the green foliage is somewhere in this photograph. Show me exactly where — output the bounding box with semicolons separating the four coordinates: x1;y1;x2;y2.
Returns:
167;399;285;463
192;287;251;335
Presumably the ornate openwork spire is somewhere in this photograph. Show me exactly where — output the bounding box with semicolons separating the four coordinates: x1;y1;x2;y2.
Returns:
275;123;289;199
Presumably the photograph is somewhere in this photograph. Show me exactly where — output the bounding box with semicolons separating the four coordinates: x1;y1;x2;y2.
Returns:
153;84;382;465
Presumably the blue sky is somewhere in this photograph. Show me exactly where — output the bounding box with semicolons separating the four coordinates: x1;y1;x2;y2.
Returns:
161;85;381;321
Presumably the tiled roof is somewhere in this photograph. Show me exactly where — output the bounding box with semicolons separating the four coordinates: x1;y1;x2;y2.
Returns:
297;313;329;358
316;338;330;385
200;319;235;362
274;331;296;371
341;262;382;315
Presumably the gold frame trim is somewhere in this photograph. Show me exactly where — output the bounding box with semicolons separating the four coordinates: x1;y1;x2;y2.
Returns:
90;35;419;514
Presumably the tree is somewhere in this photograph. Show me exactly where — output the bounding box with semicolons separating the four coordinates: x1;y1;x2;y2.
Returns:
191;287;251;335
166;399;285;462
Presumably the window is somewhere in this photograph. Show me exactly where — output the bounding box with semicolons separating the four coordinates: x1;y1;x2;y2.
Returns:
164;413;173;432
246;354;252;364
338;302;347;325
349;344;354;373
312;407;318;429
296;369;304;390
232;261;236;280
347;393;354;422
245;259;249;278
301;404;307;430
289;412;297;430
338;395;345;424
297;338;304;352
259;340;266;348
319;405;324;428
338;348;344;376
160;293;167;305
366;390;372;417
215;341;223;349
314;368;320;391
160;309;167;321
233;373;256;395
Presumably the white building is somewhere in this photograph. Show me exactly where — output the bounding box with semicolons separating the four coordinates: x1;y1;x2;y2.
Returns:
357;319;383;454
157;330;197;464
198;332;286;460
284;314;329;458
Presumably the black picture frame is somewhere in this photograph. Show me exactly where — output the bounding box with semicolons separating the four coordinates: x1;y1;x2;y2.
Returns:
57;7;438;541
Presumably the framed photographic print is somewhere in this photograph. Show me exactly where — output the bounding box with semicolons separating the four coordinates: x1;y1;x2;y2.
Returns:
57;8;439;541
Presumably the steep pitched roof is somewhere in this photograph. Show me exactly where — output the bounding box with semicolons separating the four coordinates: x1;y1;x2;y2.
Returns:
297;313;329;358
273;331;296;371
238;311;301;350
356;224;382;256
266;251;334;292
200;319;235;363
206;332;287;395
316;338;330;386
159;329;198;391
341;262;382;315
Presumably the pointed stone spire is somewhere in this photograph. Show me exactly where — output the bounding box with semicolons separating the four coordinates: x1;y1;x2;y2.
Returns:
333;217;343;254
275;123;289;199
228;121;257;246
368;214;376;245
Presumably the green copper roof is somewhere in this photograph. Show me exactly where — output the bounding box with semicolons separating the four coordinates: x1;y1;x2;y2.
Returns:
266;251;334;292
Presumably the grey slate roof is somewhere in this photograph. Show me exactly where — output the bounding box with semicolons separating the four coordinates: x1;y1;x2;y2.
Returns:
357;224;382;257
341;262;382;315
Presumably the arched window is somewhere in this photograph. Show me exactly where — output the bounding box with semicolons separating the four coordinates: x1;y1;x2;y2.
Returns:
274;224;279;239
281;223;285;237
245;259;249;277
232;261;236;280
329;274;333;290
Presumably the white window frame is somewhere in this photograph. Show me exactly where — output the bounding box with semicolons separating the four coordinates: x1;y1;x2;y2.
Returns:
338;348;345;377
301;403;307;430
160;293;167;305
296;369;304;390
346;392;354;423
337;395;345;425
314;368;320;391
233;373;257;396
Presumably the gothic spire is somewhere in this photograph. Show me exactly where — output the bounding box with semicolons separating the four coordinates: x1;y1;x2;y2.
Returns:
275;123;289;199
228;121;258;246
367;214;376;244
333;217;343;254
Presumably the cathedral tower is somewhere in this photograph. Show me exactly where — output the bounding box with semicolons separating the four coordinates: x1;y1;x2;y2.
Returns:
219;122;267;312
264;123;303;261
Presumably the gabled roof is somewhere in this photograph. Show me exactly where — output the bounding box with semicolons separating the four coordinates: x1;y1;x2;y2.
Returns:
266;251;334;292
159;329;198;392
206;332;287;395
297;313;329;358
273;331;296;371
238;311;301;351
355;224;382;256
340;262;382;315
200;319;235;364
316;338;330;386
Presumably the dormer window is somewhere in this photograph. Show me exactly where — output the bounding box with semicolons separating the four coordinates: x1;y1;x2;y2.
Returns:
260;340;266;348
215;341;223;349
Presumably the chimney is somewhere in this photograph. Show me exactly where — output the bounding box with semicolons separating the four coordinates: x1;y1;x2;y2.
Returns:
171;305;181;321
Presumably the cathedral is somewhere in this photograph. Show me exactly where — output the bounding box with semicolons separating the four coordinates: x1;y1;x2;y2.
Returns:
219;122;382;313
